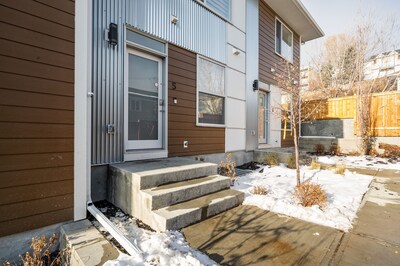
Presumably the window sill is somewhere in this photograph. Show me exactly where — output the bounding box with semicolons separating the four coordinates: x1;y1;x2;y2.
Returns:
196;122;226;128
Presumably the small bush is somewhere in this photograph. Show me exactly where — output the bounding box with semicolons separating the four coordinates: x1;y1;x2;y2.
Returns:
287;154;296;169
294;182;327;208
347;151;361;156
378;143;400;158
329;144;340;155
314;144;325;155
309;160;321;170
264;153;279;166
219;153;236;179
334;164;346;175
251;185;268;195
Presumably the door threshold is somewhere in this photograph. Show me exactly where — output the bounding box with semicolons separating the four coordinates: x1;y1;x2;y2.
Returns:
124;149;168;162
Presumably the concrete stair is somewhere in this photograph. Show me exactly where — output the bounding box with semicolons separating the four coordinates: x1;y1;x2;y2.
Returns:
108;157;244;231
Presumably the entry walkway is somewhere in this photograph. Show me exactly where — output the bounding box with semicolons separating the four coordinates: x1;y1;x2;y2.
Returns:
182;169;400;265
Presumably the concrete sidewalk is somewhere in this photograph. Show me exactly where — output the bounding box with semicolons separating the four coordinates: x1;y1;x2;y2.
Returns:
182;170;400;265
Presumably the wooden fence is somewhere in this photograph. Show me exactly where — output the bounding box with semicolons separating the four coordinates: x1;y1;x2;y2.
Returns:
302;91;400;137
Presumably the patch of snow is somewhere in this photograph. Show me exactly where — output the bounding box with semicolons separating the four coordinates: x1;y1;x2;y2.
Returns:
317;155;400;170
95;214;218;266
233;165;373;231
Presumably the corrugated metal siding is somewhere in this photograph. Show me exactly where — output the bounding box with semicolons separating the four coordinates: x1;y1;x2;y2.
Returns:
205;0;231;20
92;0;227;164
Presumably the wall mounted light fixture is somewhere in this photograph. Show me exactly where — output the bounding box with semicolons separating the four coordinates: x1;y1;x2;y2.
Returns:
253;79;259;91
171;15;179;24
108;23;118;46
270;67;275;73
232;47;241;55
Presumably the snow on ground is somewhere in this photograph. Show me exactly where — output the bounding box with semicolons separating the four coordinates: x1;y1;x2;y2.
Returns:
317;155;400;170
233;164;373;231
94;211;217;266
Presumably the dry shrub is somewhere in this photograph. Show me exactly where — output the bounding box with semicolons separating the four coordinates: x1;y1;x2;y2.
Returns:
347;151;361;156
251;185;268;195
264;153;279;166
329;144;340;155
314;144;325;155
378;143;400;158
334;164;346;175
287;154;296;169
19;234;69;266
219;153;236;179
294;182;327;208
309;160;321;170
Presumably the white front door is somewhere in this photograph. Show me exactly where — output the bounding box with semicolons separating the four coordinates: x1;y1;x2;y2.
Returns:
126;49;163;150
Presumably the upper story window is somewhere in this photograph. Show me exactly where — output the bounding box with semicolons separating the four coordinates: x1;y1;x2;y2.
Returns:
199;0;231;20
275;18;293;62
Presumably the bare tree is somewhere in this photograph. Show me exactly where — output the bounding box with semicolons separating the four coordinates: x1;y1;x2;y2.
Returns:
274;60;325;186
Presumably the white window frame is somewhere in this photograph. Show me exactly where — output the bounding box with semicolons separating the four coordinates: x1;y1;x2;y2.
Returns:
196;55;226;128
275;17;294;63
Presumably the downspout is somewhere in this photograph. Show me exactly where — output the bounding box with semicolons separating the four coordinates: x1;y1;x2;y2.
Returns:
75;0;142;258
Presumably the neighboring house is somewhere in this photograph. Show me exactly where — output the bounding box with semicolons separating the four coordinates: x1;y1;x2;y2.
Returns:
0;0;323;255
364;49;400;80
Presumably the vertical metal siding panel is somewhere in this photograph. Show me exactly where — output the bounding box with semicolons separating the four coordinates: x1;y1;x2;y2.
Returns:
92;0;227;164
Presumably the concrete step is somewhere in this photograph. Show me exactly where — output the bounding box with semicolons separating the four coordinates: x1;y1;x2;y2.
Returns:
142;175;231;210
152;189;244;231
110;157;217;189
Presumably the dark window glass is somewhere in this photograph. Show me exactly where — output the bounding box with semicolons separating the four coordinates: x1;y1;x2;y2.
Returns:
198;92;225;125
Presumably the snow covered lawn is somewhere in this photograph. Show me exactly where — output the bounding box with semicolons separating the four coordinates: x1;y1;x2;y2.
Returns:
233;164;373;231
317;155;400;170
93;209;217;266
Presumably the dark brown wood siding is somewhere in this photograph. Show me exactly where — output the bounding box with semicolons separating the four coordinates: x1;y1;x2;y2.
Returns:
0;0;74;237
259;1;299;147
168;44;225;156
259;0;300;85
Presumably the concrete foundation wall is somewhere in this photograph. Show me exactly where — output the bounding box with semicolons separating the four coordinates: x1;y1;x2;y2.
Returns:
0;222;65;262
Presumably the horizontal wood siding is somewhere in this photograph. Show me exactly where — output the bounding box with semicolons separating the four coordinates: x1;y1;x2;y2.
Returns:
0;0;74;236
259;1;300;86
168;44;225;156
259;1;300;147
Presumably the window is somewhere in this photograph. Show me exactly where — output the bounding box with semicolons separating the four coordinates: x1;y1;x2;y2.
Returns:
275;19;293;62
199;0;231;20
197;56;225;126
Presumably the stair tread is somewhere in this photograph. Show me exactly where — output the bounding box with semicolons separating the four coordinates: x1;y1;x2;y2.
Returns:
142;175;230;196
154;189;244;219
111;157;216;177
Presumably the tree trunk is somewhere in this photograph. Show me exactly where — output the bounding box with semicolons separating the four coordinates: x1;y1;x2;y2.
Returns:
293;124;301;186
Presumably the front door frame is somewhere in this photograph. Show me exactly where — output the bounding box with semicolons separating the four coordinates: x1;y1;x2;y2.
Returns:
125;48;163;150
123;28;168;161
258;89;270;144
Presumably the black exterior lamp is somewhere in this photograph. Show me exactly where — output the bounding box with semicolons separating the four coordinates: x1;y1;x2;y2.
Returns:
108;23;118;46
253;79;259;91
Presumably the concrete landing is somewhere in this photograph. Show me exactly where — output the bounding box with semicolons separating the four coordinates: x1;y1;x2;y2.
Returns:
182;205;342;265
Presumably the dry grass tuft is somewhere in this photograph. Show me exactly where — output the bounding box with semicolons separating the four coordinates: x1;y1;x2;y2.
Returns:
334;164;346;175
251;185;268;195
264;153;279;166
329;144;340;155
18;234;69;266
309;160;321;170
314;144;325;155
219;153;236;179
294;182;327;208
287;154;296;169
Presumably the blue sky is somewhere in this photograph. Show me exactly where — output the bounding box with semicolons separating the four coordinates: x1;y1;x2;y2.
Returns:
301;0;400;66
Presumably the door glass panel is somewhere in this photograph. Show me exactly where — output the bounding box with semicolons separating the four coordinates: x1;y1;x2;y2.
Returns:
258;93;265;142
128;54;159;141
128;54;158;97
